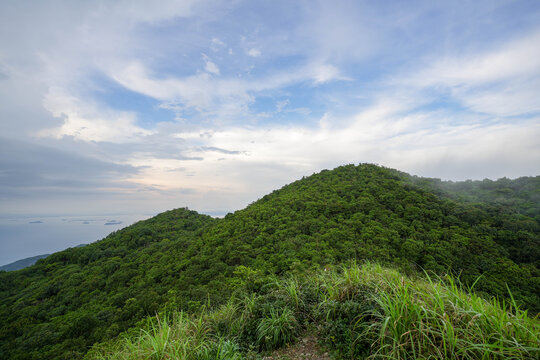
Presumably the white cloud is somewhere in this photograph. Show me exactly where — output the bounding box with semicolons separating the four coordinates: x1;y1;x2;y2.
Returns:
210;37;226;52
458;78;540;116
205;62;220;75
39;88;152;143
276;99;289;112
0;0;220;142
393;29;540;117
415;31;540;86
107;60;347;118
246;48;261;57
311;63;344;84
159;106;539;199
202;54;220;75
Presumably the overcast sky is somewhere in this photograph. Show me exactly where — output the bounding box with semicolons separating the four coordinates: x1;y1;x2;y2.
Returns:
1;0;539;223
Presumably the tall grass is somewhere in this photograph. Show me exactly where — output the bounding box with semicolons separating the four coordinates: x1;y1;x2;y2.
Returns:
86;262;539;360
315;263;539;359
368;271;539;359
256;307;299;350
86;312;223;360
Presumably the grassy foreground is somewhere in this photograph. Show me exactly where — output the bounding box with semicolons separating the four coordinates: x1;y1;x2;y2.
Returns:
86;263;539;359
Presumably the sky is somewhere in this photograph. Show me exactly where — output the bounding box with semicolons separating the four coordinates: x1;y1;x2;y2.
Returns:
1;1;540;263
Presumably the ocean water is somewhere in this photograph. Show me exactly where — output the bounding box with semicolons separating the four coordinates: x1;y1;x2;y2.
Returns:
0;214;151;266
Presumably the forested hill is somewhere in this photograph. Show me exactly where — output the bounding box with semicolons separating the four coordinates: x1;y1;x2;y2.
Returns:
406;174;540;266
203;165;538;303
0;164;538;359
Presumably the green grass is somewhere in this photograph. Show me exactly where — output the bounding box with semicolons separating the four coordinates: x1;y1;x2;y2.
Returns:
256;307;299;351
86;312;217;360
317;263;539;359
86;262;539;360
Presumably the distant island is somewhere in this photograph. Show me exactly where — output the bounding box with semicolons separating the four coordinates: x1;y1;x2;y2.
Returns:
0;254;50;271
0;244;87;272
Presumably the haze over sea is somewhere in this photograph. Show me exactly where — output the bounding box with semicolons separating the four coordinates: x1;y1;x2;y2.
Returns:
0;214;150;266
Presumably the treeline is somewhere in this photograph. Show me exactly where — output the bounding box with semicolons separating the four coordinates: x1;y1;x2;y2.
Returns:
0;164;538;359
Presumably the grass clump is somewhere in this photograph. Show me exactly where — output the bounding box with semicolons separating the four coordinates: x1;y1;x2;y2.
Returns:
256;307;299;351
86;312;221;360
196;338;243;360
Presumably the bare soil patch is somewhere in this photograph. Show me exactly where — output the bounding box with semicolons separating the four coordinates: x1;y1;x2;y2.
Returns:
263;334;331;360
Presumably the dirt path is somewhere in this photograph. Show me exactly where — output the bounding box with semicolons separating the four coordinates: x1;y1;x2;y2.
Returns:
263;335;331;360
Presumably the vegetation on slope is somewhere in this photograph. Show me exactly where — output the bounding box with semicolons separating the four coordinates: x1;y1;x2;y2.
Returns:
408;174;540;268
0;164;538;359
86;263;540;360
0;209;215;359
199;164;539;308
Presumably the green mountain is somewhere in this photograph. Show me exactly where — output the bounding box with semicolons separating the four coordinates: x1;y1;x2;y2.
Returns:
0;164;538;359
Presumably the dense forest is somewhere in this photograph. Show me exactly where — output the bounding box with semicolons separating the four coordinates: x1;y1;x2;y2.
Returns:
0;164;538;359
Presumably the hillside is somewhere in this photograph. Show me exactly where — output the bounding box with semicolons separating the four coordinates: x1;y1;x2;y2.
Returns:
407;174;540;267
0;164;538;359
0;209;216;359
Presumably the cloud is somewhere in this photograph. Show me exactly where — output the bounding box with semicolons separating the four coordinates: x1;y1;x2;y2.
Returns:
39;88;153;143
107;60;346;119
392;29;540;117
0;138;140;199
161;99;539;191
199;146;243;155
202;54;220;75
413;30;540;86
246;48;261;57
276;99;289;112
310;63;348;84
210;38;226;52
